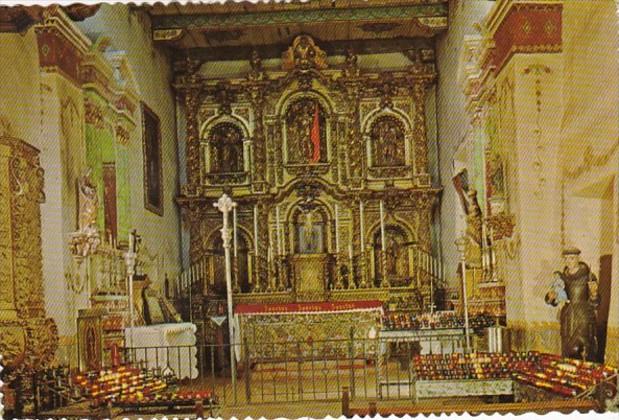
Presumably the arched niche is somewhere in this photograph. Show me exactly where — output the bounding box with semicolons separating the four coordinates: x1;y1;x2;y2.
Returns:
369;222;416;287
289;204;330;254
205;226;254;294
362;109;414;172
278;90;334;166
200;116;251;181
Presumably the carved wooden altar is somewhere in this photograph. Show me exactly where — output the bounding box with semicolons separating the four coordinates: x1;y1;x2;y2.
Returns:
175;35;442;311
0;136;58;408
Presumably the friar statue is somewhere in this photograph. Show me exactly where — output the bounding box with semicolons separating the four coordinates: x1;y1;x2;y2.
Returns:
545;247;600;361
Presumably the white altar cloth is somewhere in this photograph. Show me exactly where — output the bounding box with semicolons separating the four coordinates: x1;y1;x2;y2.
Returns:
124;323;198;379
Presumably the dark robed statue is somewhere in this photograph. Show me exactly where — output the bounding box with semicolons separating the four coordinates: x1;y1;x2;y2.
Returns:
545;247;600;361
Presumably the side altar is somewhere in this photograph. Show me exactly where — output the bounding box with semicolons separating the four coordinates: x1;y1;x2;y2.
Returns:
234;300;383;363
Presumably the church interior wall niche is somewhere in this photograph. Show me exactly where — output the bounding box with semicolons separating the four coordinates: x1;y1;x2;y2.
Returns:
206;121;245;174
368;114;408;168
284;97;328;165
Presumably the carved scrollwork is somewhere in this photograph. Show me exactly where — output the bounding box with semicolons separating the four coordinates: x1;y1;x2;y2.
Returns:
0;136;58;386
368;166;412;179
282;35;328;71
486;212;516;241
205;172;248;185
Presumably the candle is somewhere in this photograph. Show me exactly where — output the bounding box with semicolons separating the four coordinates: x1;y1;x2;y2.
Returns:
253;205;259;257
359;201;365;254
334;204;340;254
276;206;282;256
129;231;134;252
379;200;386;252
348;242;353;261
233;207;238;258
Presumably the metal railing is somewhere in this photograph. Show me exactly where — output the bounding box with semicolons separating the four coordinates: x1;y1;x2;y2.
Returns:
120;331;471;406
175;248;444;298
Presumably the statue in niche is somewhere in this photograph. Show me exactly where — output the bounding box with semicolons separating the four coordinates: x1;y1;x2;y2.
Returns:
286;98;326;164
209;122;244;173
296;209;324;254
70;168;101;258
386;236;399;276
375;226;409;285
545;247;600;361
370;116;406;167
78;169;98;233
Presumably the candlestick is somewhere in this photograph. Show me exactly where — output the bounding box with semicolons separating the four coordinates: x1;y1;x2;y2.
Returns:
253;205;259;257
276;205;282;256
233;207;238;258
334;204;340;254
359;201;365;254
379;200;386;252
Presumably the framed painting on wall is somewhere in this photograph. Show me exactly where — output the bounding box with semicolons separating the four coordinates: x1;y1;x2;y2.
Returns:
141;102;163;215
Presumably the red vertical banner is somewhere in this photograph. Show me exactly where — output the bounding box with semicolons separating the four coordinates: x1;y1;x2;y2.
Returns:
310;102;321;163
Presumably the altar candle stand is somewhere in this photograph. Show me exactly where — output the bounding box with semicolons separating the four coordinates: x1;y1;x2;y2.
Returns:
456;236;472;353
333;204;343;289
358;200;368;288
348;242;356;289
253;205;262;293
379;200;389;288
232;206;240;293
213;194;237;399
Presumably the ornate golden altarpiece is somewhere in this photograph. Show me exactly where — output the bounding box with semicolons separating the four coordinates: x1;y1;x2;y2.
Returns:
0;137;59;405
175;36;441;314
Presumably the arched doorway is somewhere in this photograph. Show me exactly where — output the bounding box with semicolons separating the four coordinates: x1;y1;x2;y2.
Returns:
372;225;412;287
209;233;251;294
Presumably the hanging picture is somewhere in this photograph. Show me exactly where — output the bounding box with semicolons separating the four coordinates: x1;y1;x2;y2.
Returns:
142;102;163;215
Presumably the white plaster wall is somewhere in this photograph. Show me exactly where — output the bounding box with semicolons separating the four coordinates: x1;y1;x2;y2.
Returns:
0;31;79;338
78;5;182;290
435;0;494;288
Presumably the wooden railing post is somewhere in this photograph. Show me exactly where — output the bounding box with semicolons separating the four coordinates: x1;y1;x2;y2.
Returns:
341;386;350;417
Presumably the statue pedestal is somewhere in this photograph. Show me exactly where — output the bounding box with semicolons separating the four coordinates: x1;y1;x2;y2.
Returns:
291;254;329;300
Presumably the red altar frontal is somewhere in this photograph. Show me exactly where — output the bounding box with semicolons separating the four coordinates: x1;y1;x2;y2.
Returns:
234;301;383;362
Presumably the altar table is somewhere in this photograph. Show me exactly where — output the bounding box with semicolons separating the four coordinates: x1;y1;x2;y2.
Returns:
124;323;198;379
234;300;383;362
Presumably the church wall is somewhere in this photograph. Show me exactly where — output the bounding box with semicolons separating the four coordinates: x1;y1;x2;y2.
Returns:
78;5;182;289
435;0;494;290
0;5;182;362
0;30;84;340
559;0;619;365
562;0;619;365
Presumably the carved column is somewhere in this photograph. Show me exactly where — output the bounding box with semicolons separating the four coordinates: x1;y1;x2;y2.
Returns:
184;89;201;187
249;86;267;191
412;81;431;180
0;137;58;408
344;82;364;189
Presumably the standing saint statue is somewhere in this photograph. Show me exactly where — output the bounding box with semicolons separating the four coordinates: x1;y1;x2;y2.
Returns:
78;169;98;233
545;247;600;361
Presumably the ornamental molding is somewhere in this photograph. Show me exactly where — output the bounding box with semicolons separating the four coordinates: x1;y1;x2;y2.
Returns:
564;140;619;180
482;1;562;74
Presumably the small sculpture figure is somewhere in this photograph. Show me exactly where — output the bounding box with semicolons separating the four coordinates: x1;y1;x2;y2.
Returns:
344;48;359;77
249;49;264;80
545;247;600;361
545;271;569;305
78;169;98;233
